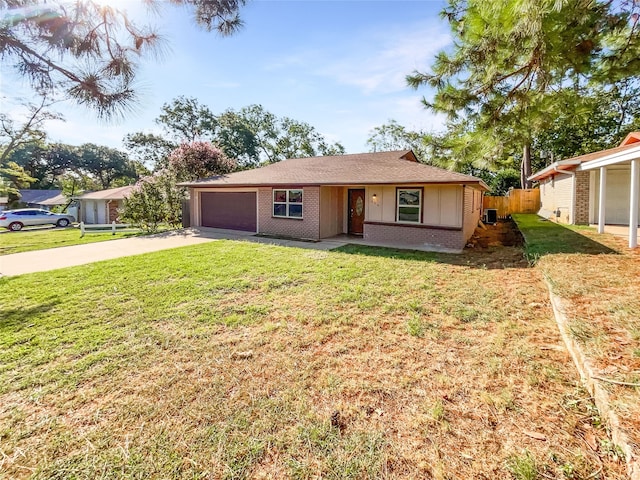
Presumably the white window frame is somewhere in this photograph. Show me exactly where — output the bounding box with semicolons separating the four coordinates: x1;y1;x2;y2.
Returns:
396;188;422;224
273;189;303;218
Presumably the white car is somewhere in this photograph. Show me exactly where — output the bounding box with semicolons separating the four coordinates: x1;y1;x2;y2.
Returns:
0;209;75;231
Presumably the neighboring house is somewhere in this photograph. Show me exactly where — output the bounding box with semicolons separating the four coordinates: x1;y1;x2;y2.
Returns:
180;150;489;252
529;132;640;247
0;196;8;212
18;189;66;209
15;189;78;219
78;186;134;224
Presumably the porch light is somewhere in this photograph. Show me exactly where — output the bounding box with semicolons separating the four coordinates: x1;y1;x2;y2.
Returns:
372;193;378;204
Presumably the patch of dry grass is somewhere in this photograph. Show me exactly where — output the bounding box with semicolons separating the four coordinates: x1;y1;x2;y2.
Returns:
0;240;627;479
540;253;640;454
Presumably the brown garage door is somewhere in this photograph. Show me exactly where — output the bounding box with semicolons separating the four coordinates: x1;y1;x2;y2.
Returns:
200;192;257;232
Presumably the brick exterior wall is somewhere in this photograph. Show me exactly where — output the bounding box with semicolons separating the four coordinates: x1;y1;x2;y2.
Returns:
108;200;120;223
363;223;465;250
257;186;321;240
574;170;590;225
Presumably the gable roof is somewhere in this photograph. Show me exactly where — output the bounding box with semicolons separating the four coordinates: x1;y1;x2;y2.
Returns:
19;189;66;205
529;132;640;181
179;150;489;190
620;132;640;146
79;185;134;200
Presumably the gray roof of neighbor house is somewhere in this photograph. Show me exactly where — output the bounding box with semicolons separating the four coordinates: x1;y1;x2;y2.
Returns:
19;189;66;205
179;150;489;190
79;185;134;200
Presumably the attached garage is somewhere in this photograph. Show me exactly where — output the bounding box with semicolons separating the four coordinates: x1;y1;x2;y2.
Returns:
200;191;257;232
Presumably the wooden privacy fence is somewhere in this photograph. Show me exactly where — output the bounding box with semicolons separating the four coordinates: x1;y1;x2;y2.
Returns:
483;189;540;218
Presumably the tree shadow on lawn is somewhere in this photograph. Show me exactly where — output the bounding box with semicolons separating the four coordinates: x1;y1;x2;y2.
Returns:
0;301;60;330
513;216;618;260
333;244;530;270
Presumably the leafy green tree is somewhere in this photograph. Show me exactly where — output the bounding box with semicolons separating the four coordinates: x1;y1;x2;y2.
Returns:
367;120;439;164
10;142;78;189
122;140;236;229
1;1;246;116
120;176;171;233
230;104;345;164
123;132;177;171
213;110;261;168
0;161;35;203
156;96;218;143
126;101;344;171
0;95;62;196
532;81;640;168
0;96;62;163
408;0;640;187
76;144;138;189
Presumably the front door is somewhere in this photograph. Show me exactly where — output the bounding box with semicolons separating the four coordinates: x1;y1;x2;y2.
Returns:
348;189;365;235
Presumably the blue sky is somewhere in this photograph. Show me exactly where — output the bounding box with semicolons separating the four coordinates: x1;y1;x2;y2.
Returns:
2;0;451;154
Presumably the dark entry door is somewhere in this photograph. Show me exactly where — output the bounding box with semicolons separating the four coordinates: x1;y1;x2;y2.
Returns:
348;189;365;235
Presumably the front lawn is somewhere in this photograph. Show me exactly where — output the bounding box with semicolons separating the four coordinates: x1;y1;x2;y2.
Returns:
0;227;143;255
0;241;625;479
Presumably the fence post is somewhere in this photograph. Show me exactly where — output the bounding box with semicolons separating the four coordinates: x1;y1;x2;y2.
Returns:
112;220;116;235
80;222;85;238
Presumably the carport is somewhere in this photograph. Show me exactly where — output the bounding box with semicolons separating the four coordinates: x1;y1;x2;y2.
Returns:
578;141;640;248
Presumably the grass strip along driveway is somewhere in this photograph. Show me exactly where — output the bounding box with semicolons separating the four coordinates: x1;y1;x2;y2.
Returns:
0;239;628;479
0;228;143;256
515;214;640;474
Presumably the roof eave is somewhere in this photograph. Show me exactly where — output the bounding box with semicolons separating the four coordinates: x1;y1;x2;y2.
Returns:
577;144;640;171
528;159;582;181
181;180;489;189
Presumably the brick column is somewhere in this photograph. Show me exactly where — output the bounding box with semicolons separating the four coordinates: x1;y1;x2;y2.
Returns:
574;170;590;225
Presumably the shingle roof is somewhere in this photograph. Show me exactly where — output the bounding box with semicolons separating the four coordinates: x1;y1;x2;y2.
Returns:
530;133;640;181
19;189;66;205
179;150;489;190
79;185;134;200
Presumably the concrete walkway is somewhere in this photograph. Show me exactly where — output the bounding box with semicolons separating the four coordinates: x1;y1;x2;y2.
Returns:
0;228;348;277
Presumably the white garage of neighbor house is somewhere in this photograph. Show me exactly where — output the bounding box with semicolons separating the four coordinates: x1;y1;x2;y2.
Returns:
529;132;640;247
180;150;489;252
78;186;133;224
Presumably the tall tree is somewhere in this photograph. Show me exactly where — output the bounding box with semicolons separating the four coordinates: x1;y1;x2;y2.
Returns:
366;120;433;164
0;95;62;163
123;132;177;171
125;101;344;171
1;0;246;117
231;104;345;164
76;143;138;189
156;96;218;143
407;0;640;187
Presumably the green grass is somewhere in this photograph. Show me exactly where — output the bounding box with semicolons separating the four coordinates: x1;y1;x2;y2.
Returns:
0;241;625;479
0;227;145;255
512;214;616;262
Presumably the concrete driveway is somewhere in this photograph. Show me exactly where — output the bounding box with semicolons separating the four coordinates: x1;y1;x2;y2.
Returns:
0;228;348;277
0;229;220;277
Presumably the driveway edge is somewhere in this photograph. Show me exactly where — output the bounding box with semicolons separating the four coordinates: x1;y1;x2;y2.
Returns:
545;280;639;480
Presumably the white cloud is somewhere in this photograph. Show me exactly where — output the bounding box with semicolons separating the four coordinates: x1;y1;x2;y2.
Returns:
268;19;450;96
